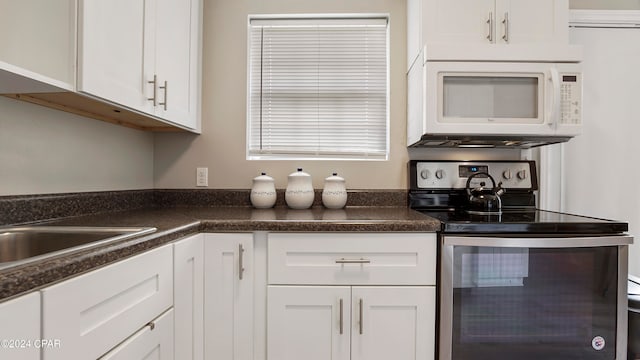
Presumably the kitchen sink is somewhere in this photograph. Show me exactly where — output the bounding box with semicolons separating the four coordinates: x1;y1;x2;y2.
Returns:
0;226;157;269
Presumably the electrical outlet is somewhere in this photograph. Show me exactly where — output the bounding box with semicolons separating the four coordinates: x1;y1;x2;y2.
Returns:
196;167;208;187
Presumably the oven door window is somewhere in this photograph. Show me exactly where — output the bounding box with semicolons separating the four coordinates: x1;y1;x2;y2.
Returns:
451;246;618;360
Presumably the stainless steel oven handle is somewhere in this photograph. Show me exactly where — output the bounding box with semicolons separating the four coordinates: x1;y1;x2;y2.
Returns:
443;235;633;248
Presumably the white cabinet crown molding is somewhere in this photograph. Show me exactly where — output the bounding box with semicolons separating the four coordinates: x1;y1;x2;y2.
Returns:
570;9;640;27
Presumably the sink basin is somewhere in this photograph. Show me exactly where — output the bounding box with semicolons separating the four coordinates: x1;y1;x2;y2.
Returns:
0;226;157;269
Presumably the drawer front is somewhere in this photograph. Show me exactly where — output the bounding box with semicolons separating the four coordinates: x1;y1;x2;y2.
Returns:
268;233;436;285
42;245;173;360
99;308;174;360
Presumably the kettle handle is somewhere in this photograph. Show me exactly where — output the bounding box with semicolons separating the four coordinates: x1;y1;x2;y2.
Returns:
465;172;497;196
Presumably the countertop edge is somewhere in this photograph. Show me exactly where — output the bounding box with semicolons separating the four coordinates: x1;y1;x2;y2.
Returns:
0;207;440;301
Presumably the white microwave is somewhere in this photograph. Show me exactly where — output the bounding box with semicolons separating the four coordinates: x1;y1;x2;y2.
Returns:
407;60;582;147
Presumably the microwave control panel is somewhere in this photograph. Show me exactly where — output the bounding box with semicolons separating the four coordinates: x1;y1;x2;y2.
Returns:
559;73;582;125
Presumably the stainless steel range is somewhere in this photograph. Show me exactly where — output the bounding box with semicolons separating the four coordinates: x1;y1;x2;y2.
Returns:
408;160;633;360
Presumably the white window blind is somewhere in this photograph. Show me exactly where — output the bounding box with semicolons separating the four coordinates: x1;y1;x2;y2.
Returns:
248;16;389;160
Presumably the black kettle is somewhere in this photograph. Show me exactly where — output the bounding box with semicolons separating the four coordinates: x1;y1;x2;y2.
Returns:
465;172;505;214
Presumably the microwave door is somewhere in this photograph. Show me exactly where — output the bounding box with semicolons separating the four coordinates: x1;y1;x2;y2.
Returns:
425;62;558;137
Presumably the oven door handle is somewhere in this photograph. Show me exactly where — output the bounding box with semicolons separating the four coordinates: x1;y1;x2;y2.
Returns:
443;235;632;248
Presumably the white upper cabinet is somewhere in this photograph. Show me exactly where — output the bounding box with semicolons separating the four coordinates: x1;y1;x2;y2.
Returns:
78;0;152;115
0;0;76;93
79;0;201;131
423;0;495;45
154;0;200;130
497;0;568;45
408;0;570;66
0;0;201;132
423;0;568;45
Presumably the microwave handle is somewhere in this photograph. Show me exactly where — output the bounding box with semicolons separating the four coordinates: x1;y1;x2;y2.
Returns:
547;68;561;129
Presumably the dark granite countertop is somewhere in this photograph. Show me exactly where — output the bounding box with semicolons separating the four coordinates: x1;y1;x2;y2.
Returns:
0;206;440;302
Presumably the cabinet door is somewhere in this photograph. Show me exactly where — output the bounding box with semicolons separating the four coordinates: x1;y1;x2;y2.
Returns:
99;309;174;360
0;0;75;92
204;234;254;360
0;292;40;360
267;286;351;360
78;0;154;115
424;0;494;44
174;234;204;360
496;0;568;45
351;287;436;360
41;245;173;360
154;0;201;130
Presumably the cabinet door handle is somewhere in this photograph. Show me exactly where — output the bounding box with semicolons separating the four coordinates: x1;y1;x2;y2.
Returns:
335;258;370;264
502;12;509;43
339;298;344;335
158;81;168;110
358;298;364;335
147;75;158;106
146;321;156;331
486;11;494;42
238;244;245;280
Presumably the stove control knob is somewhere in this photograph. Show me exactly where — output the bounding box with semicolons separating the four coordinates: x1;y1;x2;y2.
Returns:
435;169;445;179
420;169;430;179
517;170;527;180
502;169;513;180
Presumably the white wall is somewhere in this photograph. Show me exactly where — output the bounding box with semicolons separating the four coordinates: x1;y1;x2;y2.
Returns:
154;0;409;190
0;96;154;196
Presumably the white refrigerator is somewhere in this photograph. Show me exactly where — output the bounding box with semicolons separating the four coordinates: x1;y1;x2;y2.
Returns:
556;11;640;276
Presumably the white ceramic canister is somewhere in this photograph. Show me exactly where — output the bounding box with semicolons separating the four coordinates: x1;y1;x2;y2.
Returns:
285;168;315;209
250;172;277;208
322;173;347;209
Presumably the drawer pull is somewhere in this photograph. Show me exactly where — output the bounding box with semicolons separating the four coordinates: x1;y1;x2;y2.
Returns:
146;321;155;331
335;258;370;264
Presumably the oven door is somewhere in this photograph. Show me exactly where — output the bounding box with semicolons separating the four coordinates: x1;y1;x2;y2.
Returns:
440;235;631;360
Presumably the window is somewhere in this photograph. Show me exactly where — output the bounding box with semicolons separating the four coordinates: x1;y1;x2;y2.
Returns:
247;16;389;160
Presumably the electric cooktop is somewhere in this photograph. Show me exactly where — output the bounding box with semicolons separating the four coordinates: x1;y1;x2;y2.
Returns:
408;160;628;235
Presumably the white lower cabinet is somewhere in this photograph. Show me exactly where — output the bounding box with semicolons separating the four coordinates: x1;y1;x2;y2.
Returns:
0;292;40;360
267;286;435;360
351;287;435;360
99;308;174;360
174;234;205;360
41;244;174;360
266;233;437;360
268;286;351;360
204;233;254;360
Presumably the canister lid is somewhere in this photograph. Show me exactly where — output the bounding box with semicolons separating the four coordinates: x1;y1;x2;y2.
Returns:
253;172;274;181
325;173;345;182
629;275;640;310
